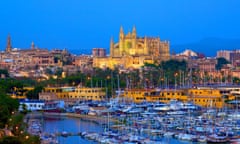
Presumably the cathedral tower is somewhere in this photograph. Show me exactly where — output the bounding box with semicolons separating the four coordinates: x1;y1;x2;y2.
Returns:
119;26;124;56
31;41;35;49
132;26;137;50
110;37;114;57
132;26;136;39
6;34;12;53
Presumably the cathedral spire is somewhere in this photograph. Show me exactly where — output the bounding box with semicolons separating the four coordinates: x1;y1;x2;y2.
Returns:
132;26;136;34
110;37;114;45
110;37;114;57
31;41;35;49
120;26;124;33
6;34;12;53
120;26;124;39
132;26;136;38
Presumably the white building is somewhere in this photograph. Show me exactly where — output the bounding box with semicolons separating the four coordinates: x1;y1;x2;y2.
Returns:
19;100;45;111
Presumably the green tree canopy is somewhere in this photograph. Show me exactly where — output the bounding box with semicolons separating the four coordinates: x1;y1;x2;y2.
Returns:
26;85;44;99
0;92;19;128
216;57;229;70
0;69;9;77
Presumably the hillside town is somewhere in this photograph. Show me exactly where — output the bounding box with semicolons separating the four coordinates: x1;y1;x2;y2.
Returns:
2;27;240;143
1;28;240;84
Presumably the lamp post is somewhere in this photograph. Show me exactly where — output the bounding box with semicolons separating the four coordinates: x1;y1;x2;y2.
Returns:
160;78;164;89
106;76;110;100
25;135;29;140
174;72;178;90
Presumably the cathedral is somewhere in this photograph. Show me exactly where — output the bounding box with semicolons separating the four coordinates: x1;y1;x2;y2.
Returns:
93;26;170;69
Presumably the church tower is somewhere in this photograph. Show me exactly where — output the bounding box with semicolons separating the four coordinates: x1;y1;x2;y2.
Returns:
31;41;35;49
119;26;124;39
6;34;12;53
119;26;124;56
132;26;137;51
132;26;136;39
110;37;114;57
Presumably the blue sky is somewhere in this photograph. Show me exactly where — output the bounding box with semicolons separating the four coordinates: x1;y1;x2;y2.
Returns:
0;0;240;55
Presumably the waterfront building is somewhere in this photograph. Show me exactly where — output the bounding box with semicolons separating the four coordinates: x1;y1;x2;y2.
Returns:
123;88;187;103
93;26;170;69
68;87;106;101
43;87;69;99
122;88;233;108
19;99;45;111
11;87;34;99
39;92;58;101
41;86;106;101
188;88;224;108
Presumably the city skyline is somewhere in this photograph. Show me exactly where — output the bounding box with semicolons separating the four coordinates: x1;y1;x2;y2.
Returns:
1;0;240;56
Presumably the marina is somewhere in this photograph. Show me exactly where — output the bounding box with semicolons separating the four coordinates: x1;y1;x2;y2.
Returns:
25;97;240;144
1;1;240;144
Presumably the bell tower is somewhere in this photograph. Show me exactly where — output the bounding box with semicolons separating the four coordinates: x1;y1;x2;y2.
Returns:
6;34;12;53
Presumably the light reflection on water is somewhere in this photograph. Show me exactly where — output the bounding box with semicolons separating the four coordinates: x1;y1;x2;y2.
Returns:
42;116;196;144
43;116;103;144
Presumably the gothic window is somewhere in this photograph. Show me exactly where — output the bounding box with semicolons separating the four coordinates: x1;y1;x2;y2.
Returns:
127;42;132;48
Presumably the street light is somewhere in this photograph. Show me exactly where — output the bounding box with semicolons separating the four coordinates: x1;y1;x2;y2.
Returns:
174;73;178;90
25;135;29;139
160;78;164;89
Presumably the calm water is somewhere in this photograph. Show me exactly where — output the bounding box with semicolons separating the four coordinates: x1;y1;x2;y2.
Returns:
43;116;103;144
42;116;194;144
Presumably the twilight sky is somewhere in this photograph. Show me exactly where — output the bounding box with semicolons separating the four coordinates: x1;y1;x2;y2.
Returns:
0;0;240;55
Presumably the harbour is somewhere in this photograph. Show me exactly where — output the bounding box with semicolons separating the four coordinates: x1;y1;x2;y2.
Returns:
40;114;193;144
24;97;240;144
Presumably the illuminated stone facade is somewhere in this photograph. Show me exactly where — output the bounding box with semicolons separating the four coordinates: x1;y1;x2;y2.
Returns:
93;26;170;69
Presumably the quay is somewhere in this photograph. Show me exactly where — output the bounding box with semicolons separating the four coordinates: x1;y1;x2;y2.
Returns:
43;112;119;125
24;99;240;144
26;111;118;125
25;111;123;143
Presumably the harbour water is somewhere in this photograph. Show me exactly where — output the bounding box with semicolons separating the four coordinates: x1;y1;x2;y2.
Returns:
42;116;195;144
43;116;103;144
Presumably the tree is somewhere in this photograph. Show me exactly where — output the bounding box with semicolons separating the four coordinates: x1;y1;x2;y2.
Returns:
0;69;9;77
216;57;229;70
55;67;63;77
158;59;187;86
0;136;22;144
0;92;19;128
26;86;44;99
